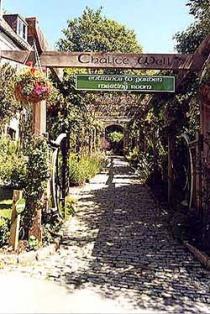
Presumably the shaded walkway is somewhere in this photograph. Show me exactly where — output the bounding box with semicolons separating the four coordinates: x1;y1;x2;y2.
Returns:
2;156;210;313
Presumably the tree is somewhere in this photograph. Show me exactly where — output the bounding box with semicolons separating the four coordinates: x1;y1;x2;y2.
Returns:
57;7;142;53
53;7;143;155
0;64;18;126
174;0;210;53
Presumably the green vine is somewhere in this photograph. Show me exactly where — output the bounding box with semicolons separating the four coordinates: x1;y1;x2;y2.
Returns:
22;136;49;235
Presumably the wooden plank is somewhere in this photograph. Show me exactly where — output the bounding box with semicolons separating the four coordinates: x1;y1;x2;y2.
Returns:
49;67;64;82
176;35;210;89
191;35;210;70
28;101;47;244
1;50;194;70
1;43;210;72
0;50;205;71
0;50;34;64
9;190;23;251
32;101;46;135
39;51;195;70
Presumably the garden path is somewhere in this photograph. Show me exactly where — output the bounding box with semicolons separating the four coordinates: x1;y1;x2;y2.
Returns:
1;156;210;313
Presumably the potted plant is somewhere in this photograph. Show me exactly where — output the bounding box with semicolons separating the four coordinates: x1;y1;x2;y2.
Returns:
15;68;52;105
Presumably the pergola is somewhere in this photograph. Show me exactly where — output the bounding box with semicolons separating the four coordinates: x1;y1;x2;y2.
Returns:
1;34;210;240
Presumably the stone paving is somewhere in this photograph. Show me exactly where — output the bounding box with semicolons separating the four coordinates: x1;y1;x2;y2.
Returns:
2;156;210;313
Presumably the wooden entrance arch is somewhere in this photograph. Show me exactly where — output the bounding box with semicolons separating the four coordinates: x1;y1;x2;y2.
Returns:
1;34;210;213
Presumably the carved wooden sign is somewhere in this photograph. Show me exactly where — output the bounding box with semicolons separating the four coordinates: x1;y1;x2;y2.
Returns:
1;50;195;70
40;52;193;70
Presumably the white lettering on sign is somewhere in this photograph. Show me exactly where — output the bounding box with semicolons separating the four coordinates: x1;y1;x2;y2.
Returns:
98;83;128;90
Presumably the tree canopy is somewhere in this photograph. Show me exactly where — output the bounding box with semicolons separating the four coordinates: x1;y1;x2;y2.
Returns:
50;7;144;143
174;0;210;53
57;7;142;53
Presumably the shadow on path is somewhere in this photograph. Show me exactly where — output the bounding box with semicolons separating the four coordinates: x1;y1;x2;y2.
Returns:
60;156;210;313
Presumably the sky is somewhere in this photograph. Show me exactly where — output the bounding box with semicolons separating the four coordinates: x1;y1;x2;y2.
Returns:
2;0;194;53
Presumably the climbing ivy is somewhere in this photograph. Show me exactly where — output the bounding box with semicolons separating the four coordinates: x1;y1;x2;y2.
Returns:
0;63;19;126
22;136;49;235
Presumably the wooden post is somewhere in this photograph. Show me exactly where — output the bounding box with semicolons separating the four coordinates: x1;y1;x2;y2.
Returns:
9;190;23;251
199;85;210;211
168;136;172;205
32;101;46;135
93;127;96;152
88;129;93;156
195;132;203;210
168;135;173;206
29;100;46;243
61;136;69;210
197;84;210;246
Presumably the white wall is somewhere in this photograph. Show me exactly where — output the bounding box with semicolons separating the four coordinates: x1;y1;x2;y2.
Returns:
0;32;22;139
0;31;21;50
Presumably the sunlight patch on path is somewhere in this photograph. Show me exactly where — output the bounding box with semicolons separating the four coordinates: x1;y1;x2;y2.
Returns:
0;272;158;314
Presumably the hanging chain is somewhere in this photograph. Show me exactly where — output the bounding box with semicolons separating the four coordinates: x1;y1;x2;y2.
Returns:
33;40;43;72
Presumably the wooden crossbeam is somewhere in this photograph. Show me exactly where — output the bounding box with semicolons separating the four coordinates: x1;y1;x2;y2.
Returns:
1;50;196;71
0;50;34;64
39;52;195;70
176;34;210;89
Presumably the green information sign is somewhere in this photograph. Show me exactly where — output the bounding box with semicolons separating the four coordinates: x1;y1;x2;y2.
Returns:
75;74;175;93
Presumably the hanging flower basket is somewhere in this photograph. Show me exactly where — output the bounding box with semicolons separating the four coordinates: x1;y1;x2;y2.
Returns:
15;68;52;105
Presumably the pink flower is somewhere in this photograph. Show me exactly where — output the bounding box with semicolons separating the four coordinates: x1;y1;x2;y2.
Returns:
34;84;48;96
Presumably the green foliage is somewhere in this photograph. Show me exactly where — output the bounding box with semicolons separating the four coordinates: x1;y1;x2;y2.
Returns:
15;68;53;105
0;209;12;220
69;154;86;186
0;137;27;188
174;23;205;54
187;0;209;19
28;235;39;251
22;136;49;233
50;7;143;160
0;217;10;246
108;131;124;143
126;147;139;164
0;188;13;220
0;64;18;125
174;0;210;53
24;136;49;204
57;7;142;53
63;195;76;220
69;153;104;186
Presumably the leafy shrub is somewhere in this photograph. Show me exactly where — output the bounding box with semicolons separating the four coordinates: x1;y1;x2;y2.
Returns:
69;153;105;186
108;131;124;143
69;154;86;186
22;136;50;236
28;235;39;251
0;217;10;246
0;137;27;187
126;147;139;166
63;195;76;219
0;63;18;124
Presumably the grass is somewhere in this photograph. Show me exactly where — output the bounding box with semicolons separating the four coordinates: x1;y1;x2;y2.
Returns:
0;209;12;219
0;188;13;220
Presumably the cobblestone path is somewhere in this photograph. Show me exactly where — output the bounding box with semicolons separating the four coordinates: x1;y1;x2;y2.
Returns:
3;156;210;313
